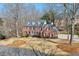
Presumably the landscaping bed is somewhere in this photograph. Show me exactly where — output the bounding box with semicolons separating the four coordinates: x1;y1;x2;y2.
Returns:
8;40;26;47
56;43;79;54
0;37;79;55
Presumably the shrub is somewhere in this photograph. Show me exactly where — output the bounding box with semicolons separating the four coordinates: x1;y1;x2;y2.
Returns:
0;34;6;40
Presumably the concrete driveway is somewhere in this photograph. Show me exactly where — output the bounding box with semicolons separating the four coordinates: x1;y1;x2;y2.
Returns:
58;34;79;41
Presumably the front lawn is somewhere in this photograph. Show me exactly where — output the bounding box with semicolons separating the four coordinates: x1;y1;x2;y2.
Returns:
0;37;79;55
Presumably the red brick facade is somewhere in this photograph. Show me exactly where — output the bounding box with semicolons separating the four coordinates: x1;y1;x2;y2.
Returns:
22;25;58;38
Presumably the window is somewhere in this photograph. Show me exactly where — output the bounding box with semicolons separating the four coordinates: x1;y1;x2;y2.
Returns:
32;22;35;25
38;22;40;25
44;22;46;24
27;22;30;25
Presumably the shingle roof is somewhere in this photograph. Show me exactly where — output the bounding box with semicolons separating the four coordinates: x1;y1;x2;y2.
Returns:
43;24;59;32
25;20;47;27
25;20;58;32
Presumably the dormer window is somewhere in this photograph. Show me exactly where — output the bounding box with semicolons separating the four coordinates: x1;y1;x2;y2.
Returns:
44;22;46;25
38;22;40;25
32;22;35;25
27;22;30;25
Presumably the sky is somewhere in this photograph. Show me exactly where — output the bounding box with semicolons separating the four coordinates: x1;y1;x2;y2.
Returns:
34;3;45;10
0;3;45;17
0;4;4;10
0;3;63;12
0;3;45;11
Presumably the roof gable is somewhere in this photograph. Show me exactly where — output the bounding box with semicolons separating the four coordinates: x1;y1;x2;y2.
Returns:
43;24;58;32
25;20;47;27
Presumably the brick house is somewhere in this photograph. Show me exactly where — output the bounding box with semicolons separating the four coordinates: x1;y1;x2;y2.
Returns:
41;24;58;38
22;20;58;38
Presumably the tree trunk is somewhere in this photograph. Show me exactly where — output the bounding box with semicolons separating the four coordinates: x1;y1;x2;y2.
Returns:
16;21;20;38
69;3;76;45
70;18;75;45
15;4;20;38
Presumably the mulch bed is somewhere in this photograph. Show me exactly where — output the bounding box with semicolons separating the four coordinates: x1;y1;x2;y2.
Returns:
56;43;79;53
7;40;26;47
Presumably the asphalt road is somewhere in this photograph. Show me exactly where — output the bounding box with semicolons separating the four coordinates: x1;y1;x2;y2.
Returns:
0;46;47;56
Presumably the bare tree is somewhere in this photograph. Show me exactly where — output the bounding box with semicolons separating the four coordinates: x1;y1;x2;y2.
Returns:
2;3;43;37
3;3;27;37
67;4;79;45
62;4;70;39
26;4;42;20
63;4;79;45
